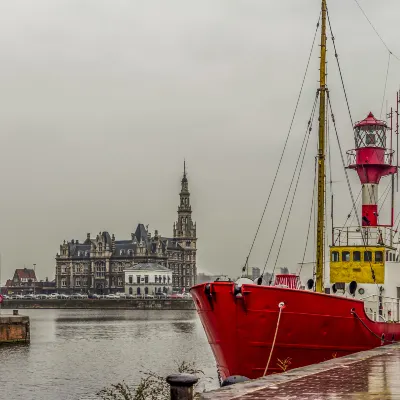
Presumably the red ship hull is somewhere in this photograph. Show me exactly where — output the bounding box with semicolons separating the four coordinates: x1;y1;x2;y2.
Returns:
190;282;400;380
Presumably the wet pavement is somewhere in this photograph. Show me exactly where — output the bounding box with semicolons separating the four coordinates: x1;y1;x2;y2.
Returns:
200;344;400;399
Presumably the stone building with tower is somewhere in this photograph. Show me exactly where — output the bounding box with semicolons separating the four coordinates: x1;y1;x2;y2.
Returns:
55;165;197;294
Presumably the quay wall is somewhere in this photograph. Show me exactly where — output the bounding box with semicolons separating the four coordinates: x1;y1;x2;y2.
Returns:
0;314;30;344
1;299;195;310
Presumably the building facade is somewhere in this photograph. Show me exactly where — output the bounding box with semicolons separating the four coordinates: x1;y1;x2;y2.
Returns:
124;263;172;296
55;165;197;294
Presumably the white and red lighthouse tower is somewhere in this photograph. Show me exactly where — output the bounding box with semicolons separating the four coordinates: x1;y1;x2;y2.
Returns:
347;112;397;227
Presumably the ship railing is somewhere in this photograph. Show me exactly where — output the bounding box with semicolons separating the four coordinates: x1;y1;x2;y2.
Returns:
333;226;396;248
361;294;400;323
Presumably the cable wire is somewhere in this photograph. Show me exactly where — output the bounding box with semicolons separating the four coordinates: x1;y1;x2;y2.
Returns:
241;14;321;275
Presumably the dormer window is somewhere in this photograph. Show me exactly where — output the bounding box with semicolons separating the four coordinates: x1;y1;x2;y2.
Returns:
77;251;81;257
85;251;90;257
120;249;125;256
127;249;133;256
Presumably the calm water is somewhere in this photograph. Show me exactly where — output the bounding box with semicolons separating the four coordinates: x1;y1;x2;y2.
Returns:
0;309;218;400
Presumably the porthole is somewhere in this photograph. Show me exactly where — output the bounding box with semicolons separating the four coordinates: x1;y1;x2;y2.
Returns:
358;288;365;295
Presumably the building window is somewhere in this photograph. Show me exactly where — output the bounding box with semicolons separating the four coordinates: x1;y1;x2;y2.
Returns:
76;278;81;287
375;251;383;263
129;275;133;284
144;275;149;284
118;277;123;286
364;251;372;262
137;287;141;295
331;251;339;262
98;244;103;251
85;251;90;256
95;264;105;278
61;279;66;287
137;275;140;284
77;251;81;257
353;251;361;262
145;287;149;295
155;276;158;283
163;276;166;284
128;250;133;256
168;276;171;283
120;250;125;255
129;287;133;295
342;251;350;262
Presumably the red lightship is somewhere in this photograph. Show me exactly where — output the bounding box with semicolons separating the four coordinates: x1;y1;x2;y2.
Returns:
191;0;400;382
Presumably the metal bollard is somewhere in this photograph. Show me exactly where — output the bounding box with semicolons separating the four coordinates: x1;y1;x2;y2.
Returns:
166;373;199;400
13;310;18;315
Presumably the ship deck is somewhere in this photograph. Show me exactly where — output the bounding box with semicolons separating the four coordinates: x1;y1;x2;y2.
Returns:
199;342;400;399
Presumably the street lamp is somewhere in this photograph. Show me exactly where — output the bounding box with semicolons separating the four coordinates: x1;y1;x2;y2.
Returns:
33;264;36;296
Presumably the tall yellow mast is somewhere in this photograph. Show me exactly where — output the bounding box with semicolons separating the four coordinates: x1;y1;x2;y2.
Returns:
316;0;327;293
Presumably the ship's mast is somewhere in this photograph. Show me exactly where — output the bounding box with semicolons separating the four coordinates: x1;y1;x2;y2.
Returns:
315;0;327;293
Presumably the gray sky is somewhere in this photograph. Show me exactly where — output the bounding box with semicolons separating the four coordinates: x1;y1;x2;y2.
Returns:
0;0;399;282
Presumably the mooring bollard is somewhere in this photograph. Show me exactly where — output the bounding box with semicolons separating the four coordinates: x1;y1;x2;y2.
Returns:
166;373;199;400
13;310;18;316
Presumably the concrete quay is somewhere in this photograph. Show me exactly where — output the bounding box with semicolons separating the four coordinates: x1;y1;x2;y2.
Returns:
200;343;400;399
0;311;30;344
1;298;195;310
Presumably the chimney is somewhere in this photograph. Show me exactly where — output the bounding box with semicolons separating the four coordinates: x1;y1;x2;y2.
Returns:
72;239;75;244
87;233;90;240
112;234;116;252
76;240;79;244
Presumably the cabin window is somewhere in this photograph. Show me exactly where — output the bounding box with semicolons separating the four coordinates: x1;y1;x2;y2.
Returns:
375;251;383;263
353;251;361;262
331;251;339;262
342;251;350;262
364;251;372;262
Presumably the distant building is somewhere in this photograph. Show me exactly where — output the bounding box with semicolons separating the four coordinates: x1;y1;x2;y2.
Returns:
124;263;172;296
1;268;56;295
55;165;197;294
252;267;261;281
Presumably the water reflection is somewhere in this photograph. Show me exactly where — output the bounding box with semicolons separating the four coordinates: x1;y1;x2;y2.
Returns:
0;309;216;400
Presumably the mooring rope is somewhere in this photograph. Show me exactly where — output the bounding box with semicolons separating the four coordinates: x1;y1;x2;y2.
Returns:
263;302;285;376
351;309;394;343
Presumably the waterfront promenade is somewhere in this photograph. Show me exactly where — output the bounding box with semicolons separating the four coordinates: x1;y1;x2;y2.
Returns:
200;343;400;399
1;298;195;310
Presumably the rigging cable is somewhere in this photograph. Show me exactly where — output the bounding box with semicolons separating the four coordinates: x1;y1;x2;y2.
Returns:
327;9;353;126
241;14;321;274
352;0;400;61
261;92;319;283
269;93;320;282
298;157;317;275
380;53;391;119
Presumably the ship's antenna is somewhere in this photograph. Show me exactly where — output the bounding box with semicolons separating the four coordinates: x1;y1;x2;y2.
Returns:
315;0;327;293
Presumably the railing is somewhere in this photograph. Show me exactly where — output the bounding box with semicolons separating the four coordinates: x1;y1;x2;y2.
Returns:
346;149;395;166
333;226;397;248
361;295;400;322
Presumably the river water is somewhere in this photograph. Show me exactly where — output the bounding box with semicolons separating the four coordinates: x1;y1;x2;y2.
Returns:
0;309;218;400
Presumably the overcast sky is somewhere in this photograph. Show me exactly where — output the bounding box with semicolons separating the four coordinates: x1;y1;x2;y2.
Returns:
0;0;399;282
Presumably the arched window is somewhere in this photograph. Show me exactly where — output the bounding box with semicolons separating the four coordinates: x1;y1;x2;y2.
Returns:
155;276;158;283
129;287;133;295
77;251;81;256
342;251;350;262
375;251;383;263
120;249;125;256
127;249;133;256
145;287;149;295
85;251;90;256
163;276;166;284
331;251;339;262
137;287;141;295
